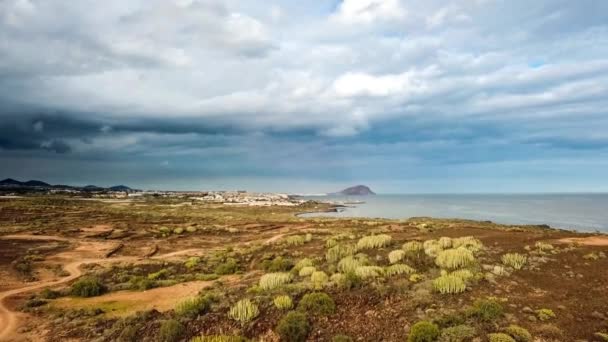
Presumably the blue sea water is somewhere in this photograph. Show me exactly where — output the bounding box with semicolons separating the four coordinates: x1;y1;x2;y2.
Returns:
300;194;608;232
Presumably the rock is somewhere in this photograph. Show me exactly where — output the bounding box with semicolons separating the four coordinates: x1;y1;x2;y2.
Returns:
557;305;566;310
527;315;537;322
522;306;534;313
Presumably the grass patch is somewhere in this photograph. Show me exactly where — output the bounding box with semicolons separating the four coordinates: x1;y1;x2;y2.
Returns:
276;311;310;342
71;277;106;297
297;292;335;316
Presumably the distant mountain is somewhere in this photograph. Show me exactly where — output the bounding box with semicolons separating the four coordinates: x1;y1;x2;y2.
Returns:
23;180;51;187
0;178;23;186
109;185;132;191
335;185;376;196
0;178;138;192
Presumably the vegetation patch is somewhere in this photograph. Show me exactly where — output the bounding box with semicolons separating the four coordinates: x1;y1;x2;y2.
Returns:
501;253;527;270
435;248;475;270
408;320;440;342
273;295;293;310
433;274;466;294
259;272;293;290
71;277;107;297
229;299;259;324
356;234;392;250
276;311;310;342
297;292;336;316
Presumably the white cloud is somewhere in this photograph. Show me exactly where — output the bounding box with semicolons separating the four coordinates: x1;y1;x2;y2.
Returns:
331;0;407;24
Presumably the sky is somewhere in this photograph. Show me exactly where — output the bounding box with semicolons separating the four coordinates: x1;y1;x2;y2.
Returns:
1;0;608;193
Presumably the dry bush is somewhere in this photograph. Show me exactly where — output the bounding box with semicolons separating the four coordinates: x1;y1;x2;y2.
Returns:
403;241;424;254
438;237;453;249
452;236;483;252
423;239;443;257
388;250;406;264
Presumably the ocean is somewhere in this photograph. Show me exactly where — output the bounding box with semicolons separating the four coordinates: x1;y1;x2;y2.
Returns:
300;193;608;232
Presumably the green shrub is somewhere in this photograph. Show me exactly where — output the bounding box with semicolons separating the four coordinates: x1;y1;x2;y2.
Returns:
388;250;406;264
469;298;504;322
408;321;440;342
185;257;201;269
286;235;306;246
175;296;210;318
356;234;392;250
330;272;362;289
403;241;424;254
173;227;184;234
215;258;239;275
229;299;259;324
326;238;338;248
262;256;293;272
293;258;314;271
385;264;416;277
487;333;516;342
534;242;554;252
259;272;293;290
433;274;466;294
273;295;293;310
71;277;106;297
147;269;169;280
159;319;185;342
276;311;310;342
299;266;316;277
40;288;60;299
129;276;156;291
504;325;532;342
297;292;335;315
536;308;555;321
501;253;527;270
435;248;475;270
438;324;476;342
190;336;248;342
311;271;329;289
450;269;474;281
354;266;384;279
332;334;353;342
186;226;197;233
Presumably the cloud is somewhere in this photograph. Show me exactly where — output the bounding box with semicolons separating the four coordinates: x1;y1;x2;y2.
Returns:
0;0;607;192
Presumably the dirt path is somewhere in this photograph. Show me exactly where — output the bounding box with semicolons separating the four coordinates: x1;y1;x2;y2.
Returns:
558;236;608;246
0;235;212;341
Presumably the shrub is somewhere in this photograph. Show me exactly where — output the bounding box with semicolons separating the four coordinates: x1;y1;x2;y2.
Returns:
504;325;532;342
536;308;555;321
297;292;335;315
331;272;362;289
435;248;475;270
501;253;527;270
293;258;314;271
276;311;310;342
175;296;210;318
356;234;392;250
388;250;406;264
326;244;355;263
118;325;138;342
433;274;466;294
450;269;474;281
469;298;504;322
173;227;184;234
385;264;416;276
403;241;424;254
452;237;483;252
423;240;443;257
71;277;106;297
408;321;440;342
186;226;197;233
355;266;384;279
338;256;363;274
326;238;338;248
129;276;156;291
305;233;312;242
594;332;608;342
273;295;293;310
487;333;516;342
185;257;201;269
215;258;239;275
438;324;476;342
311;271;329;288
438;237;453;249
259;272;293;290
262;256;293;272
159;319;184;342
190;336;248;342
40;288;60;299
286;235;306;246
534;242;554;252
492;265;508;276
229;299;259;324
299;266;316;277
332;334;353;342
147;269;169;280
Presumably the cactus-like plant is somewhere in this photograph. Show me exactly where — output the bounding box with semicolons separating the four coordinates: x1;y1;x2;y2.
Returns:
435;247;475;270
326;244;355;263
501;253;527;270
229;299;259;324
259;272;293;290
388;250;406;264
273;295;293;310
355;266;384;279
402;241;424;254
311;271;329;289
385;264;416;276
438;237;453;249
452;236;483;252
356;234;392;250
337;256;362;273
433;274;466;294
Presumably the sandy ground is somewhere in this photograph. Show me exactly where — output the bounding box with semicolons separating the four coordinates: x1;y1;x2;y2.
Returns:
558;236;608;246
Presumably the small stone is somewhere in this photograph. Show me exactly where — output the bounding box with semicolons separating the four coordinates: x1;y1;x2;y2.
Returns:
527;315;537;322
522;306;534;313
557;305;566;310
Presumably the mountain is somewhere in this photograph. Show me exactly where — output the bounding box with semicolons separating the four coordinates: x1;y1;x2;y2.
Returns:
23;180;51;187
109;185;132;192
0;178;23;186
335;185;376;196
